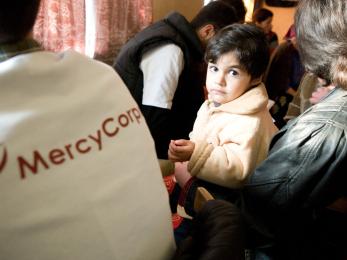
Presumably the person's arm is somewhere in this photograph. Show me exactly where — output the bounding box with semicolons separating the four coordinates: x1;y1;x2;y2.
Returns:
140;44;184;159
187;122;260;189
243;119;346;212
168;139;195;187
285;73;319;121
284;87;301;121
286;87;297;97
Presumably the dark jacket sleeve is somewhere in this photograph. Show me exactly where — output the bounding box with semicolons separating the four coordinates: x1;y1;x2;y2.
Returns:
239;118;347;257
242;117;347;219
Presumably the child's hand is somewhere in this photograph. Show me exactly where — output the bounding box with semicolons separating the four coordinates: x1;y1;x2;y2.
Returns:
174;161;192;188
168;139;195;162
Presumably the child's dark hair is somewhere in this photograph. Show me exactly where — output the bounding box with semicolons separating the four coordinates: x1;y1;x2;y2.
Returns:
205;23;269;80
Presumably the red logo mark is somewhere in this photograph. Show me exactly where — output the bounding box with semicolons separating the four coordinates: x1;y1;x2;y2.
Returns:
0;144;8;173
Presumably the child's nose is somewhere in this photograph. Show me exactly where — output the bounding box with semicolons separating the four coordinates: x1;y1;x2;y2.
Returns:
215;72;226;86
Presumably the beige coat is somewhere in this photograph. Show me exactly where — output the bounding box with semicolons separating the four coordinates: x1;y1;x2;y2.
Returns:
188;83;278;188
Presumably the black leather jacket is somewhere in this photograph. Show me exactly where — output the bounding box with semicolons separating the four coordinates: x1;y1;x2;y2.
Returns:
241;87;347;258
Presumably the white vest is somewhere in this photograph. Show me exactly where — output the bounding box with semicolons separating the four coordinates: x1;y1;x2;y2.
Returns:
0;50;175;260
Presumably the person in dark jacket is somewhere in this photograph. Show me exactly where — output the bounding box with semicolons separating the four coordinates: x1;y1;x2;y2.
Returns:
264;24;305;128
113;1;240;159
241;0;347;258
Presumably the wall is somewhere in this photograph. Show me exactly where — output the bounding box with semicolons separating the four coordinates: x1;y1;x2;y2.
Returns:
153;0;203;22
152;0;295;41
264;4;296;42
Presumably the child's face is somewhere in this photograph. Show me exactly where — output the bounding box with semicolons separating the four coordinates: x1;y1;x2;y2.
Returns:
206;51;258;105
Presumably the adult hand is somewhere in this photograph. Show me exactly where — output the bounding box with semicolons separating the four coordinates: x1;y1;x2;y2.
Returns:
168;139;195;162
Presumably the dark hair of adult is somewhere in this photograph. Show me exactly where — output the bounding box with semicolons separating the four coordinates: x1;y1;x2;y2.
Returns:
252;8;273;23
218;0;247;23
0;0;41;44
205;23;270;80
190;1;239;32
295;0;347;89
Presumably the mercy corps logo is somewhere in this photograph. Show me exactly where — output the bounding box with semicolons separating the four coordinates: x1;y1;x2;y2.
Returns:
0;107;142;180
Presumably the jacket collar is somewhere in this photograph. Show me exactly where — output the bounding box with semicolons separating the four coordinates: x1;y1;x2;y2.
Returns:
303;86;346;115
208;82;269;115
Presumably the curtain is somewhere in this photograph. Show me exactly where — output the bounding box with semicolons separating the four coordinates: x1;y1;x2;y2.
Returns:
34;0;86;53
33;0;152;64
93;0;152;64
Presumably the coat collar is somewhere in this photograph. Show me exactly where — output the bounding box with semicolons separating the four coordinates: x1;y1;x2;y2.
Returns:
208;83;269;115
0;38;41;63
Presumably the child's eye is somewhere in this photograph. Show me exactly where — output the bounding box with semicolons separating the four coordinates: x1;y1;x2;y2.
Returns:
228;69;239;76
208;65;218;72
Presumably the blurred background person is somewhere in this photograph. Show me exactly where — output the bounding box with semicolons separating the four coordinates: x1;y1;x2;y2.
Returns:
252;7;278;54
264;24;305;128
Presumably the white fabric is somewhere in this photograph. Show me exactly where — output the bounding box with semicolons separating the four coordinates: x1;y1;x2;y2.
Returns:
0;50;175;260
140;44;184;109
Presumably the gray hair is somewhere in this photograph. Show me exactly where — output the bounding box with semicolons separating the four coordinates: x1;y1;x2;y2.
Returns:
295;0;347;89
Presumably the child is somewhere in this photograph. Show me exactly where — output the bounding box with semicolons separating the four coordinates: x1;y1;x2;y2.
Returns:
168;23;278;215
